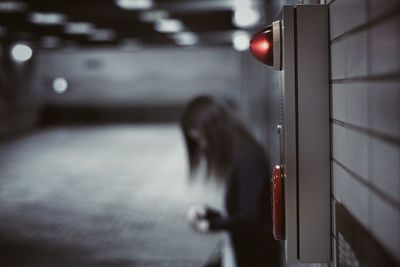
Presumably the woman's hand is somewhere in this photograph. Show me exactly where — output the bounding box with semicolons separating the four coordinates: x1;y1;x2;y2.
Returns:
187;205;211;233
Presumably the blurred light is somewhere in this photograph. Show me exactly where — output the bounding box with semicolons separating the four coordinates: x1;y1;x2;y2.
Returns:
232;30;250;51
115;0;153;10
232;0;260;28
89;29;116;41
40;36;60;48
0;1;26;12
52;77;68;94
173;32;198;46
30;12;66;25
65;22;94;35
139;10;168;22
11;44;33;62
154;19;183;33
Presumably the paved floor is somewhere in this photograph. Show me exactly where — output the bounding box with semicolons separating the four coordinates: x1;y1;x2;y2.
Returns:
0;125;223;267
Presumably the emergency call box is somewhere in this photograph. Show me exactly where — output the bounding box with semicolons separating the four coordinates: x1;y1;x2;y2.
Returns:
251;4;331;263
281;5;331;263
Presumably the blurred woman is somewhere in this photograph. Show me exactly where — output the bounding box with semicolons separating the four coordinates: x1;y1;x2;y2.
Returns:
180;96;279;267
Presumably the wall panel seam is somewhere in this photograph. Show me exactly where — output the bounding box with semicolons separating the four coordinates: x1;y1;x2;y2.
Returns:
330;6;400;44
330;72;400;83
331;158;400;213
331;119;400;147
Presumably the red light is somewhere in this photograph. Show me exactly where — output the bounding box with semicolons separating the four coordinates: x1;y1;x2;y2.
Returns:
249;26;273;66
272;165;284;240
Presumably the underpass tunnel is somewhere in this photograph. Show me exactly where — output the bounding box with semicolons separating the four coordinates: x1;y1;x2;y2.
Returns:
0;1;280;266
1;1;400;267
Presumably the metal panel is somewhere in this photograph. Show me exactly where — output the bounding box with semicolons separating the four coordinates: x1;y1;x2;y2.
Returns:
296;5;331;262
273;20;282;70
282;5;298;262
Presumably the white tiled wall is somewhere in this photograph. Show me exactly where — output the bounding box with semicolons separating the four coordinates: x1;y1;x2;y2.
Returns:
329;0;400;264
329;0;367;39
370;16;400;75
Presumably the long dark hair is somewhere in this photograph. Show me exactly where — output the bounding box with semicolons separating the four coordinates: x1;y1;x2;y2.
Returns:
180;96;256;181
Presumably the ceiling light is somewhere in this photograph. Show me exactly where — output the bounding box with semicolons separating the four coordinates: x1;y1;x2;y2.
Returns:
139;10;168;22
232;0;260;28
0;1;26;12
52;77;68;94
65;22;94;35
233;7;260;28
30;12;66;25
173;32;198;46
89;29;116;41
11;43;33;62
232;30;250;51
154;19;183;33
115;0;153;10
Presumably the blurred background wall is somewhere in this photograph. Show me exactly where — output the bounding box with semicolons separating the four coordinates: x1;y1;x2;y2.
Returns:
36;47;241;124
0;42;42;138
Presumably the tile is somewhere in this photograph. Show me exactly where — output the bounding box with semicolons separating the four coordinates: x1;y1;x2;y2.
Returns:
345;129;369;179
332;161;369;229
331;123;347;163
345;31;368;78
332;160;347;201
370;137;400;203
342;169;370;228
346;83;369;128
331;83;347;121
331;31;368;80
370;16;400;75
330;0;368;39
331;41;347;79
369;0;400;20
369;81;400;138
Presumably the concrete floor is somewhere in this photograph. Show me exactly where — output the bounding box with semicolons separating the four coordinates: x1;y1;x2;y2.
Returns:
0;125;223;267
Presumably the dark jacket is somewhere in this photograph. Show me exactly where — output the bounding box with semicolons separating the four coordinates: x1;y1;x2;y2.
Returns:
208;140;280;267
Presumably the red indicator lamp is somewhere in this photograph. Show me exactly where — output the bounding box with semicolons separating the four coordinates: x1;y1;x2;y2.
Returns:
249;25;273;66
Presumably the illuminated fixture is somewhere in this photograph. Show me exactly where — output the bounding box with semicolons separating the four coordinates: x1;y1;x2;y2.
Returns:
232;30;250;51
0;1;26;12
115;0;153;10
11;43;33;62
232;0;260;28
173;32;198;46
154;19;183;33
52;77;68;94
30;12;66;25
249;26;273;65
139;10;168;22
89;29;116;41
65;22;94;35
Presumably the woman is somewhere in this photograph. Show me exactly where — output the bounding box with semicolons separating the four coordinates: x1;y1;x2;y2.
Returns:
180;96;279;267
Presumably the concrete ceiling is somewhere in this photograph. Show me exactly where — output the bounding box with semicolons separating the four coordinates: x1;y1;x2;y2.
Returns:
0;0;263;48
